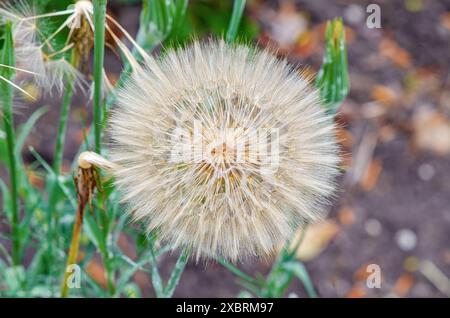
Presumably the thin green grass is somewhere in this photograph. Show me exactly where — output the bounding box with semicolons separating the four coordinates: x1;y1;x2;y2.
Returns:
1;22;20;266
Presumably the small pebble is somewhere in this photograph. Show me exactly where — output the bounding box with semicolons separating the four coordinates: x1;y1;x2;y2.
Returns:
396;229;417;251
344;4;365;25
365;218;382;237
417;163;435;181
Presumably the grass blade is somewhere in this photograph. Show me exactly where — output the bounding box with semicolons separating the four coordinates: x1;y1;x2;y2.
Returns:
163;246;190;298
226;0;246;43
1;21;20;265
282;261;318;298
216;257;259;286
148;243;164;297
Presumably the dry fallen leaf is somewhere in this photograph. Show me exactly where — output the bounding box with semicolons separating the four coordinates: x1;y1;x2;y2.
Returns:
336;127;355;148
291;220;341;262
393;273;414;297
441;12;450;30
86;260;108;289
345;283;366;298
379;125;397;143
380;38;412;69
338;206;356;226
346;131;378;186
354;262;374;282
370;85;399;106
361;102;388;119
361;159;382;191
413;107;450;155
340;151;352;170
27;168;44;188
293;30;318;58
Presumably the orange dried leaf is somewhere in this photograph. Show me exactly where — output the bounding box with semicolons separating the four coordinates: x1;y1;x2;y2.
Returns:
354;262;372;282
27;169;44;188
370;85;398;106
345;283;366;298
340;152;352;170
379;125;397;143
361;159;382;191
413;108;450;155
393;273;414;297
336;127;355;148
338;206;356;226
293;30;318;58
291;220;341;261
441;12;450;30
86;260;108;288
380;38;412;69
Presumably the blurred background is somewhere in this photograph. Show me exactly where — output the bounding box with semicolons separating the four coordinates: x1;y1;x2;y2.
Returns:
12;0;450;297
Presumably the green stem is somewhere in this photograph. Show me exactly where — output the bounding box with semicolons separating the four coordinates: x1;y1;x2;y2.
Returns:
261;248;294;297
93;0;107;154
261;225;318;298
100;248;115;296
52;51;77;173
45;50;77;277
226;0;246;43
93;0;116;296
1;22;20;265
148;240;164;298
98;213;116;296
163;246;190;298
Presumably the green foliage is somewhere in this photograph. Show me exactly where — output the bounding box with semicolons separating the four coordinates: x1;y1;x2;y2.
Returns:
217;226;318;298
138;0;189;49
173;0;258;43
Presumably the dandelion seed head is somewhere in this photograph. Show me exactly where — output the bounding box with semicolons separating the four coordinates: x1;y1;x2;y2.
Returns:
109;40;340;261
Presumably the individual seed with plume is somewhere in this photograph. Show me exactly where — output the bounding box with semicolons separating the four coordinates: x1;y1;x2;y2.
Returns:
0;0;148;95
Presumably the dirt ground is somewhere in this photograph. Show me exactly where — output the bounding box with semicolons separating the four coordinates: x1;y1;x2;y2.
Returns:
17;0;450;297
